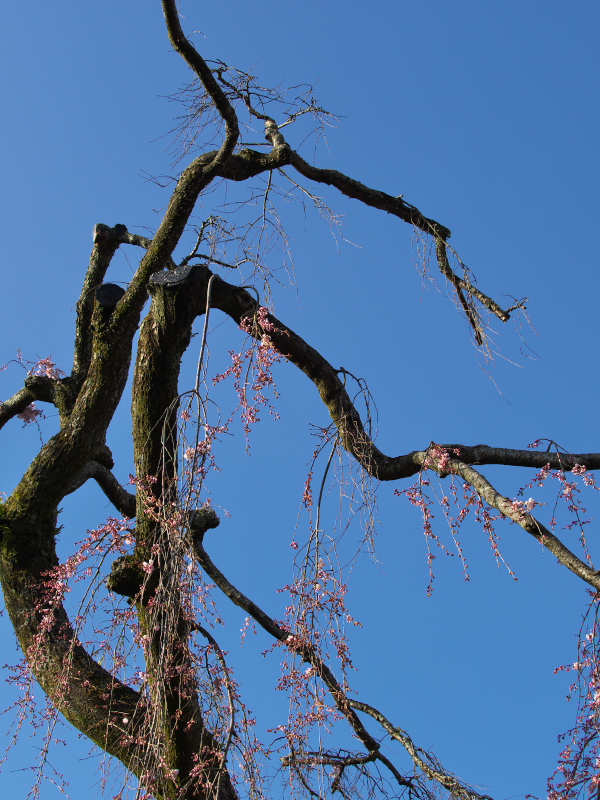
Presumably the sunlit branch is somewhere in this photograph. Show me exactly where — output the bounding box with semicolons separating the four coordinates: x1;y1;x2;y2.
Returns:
416;451;600;591
161;0;239;170
0;386;36;430
349;700;494;800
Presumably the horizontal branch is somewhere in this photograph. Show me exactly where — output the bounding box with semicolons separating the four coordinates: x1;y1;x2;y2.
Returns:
437;444;600;472
0;386;36;430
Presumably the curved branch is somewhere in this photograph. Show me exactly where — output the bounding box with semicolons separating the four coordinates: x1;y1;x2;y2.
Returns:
162;0;239;170
211;281;600;477
64;461;137;518
349;700;494;800
169;146;292;182
0;387;36;430
209;279;600;587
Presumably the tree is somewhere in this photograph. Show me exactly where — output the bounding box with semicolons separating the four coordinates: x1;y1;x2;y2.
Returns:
1;2;599;799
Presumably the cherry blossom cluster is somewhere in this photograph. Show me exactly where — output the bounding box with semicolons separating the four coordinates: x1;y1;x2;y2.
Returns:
2;353;64;424
396;451;515;594
212;308;283;440
549;600;600;800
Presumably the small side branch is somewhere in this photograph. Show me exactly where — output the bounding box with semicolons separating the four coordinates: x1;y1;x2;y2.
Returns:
64;461;137;518
434;240;514;324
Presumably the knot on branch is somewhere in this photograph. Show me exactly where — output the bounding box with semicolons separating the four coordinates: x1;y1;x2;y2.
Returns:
24;374;57;402
92;223;128;246
95;283;126;308
93;444;115;470
24;374;77;419
264;118;287;148
148;262;208;289
188;507;220;535
188;508;220;561
107;555;144;598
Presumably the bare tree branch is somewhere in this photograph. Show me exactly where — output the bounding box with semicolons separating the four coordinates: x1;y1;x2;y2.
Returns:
349;700;494;800
290;151;450;238
0;386;37;430
162;0;239;170
64;461;137;518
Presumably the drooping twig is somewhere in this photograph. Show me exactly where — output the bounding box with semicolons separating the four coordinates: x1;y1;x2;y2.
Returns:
191;531;387;760
413;449;600;591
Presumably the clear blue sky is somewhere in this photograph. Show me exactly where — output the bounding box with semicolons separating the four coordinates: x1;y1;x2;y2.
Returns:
1;1;599;798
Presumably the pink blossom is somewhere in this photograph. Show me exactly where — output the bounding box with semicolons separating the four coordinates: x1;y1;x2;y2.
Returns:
31;356;64;379
17;403;43;424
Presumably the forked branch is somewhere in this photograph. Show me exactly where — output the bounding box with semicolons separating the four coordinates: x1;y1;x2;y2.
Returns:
349;700;494;800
